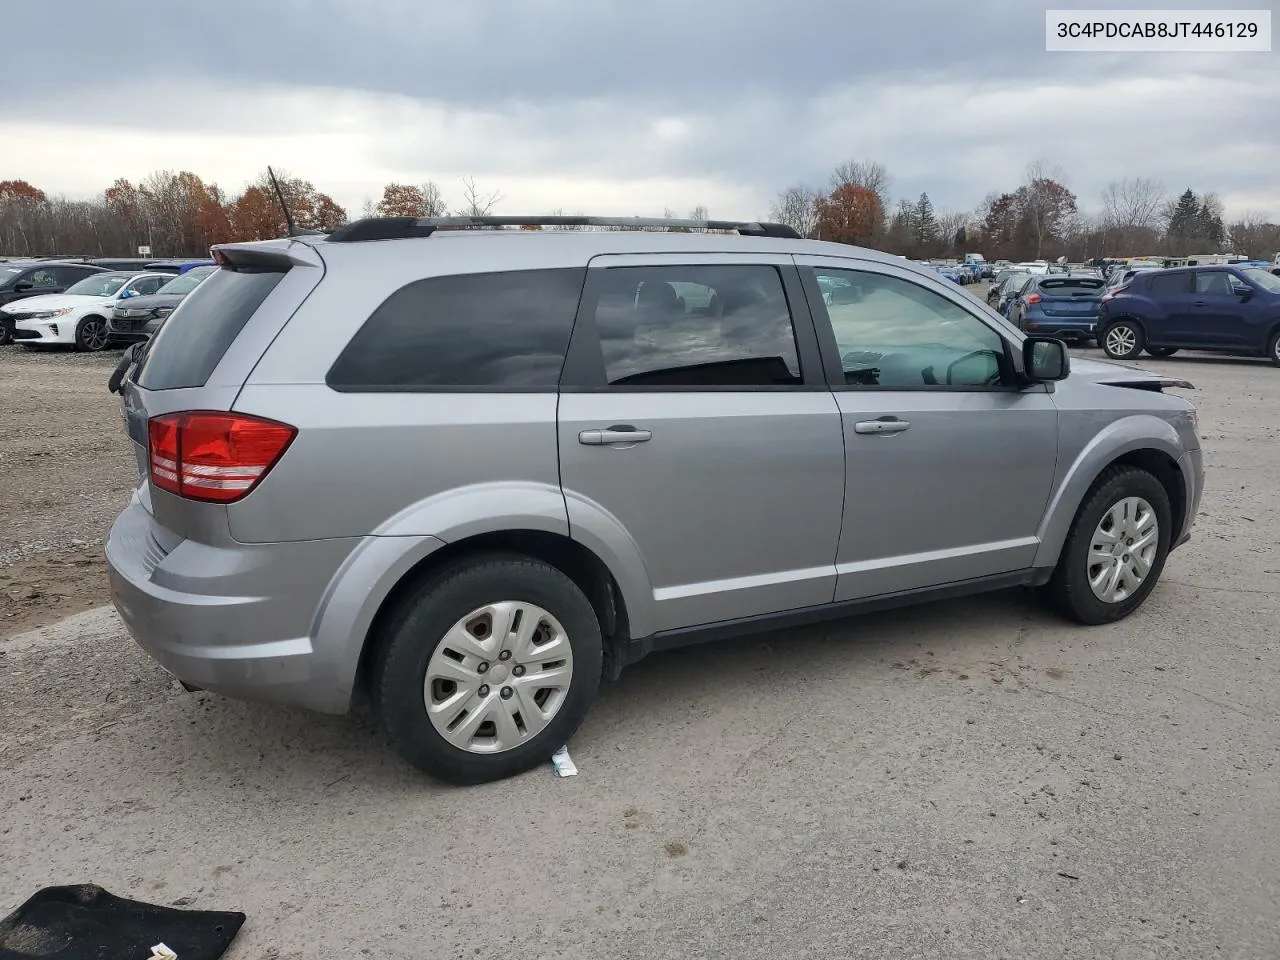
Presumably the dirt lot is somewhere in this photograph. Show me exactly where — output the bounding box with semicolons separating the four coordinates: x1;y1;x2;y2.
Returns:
0;346;136;636
2;327;1280;959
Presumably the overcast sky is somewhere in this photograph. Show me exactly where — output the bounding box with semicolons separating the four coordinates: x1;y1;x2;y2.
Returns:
2;0;1276;221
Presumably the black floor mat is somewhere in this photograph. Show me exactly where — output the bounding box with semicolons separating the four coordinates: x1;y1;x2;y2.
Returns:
0;885;244;960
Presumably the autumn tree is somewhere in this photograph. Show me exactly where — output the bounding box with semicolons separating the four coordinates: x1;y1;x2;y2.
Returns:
229;186;282;241
371;181;446;219
814;184;884;246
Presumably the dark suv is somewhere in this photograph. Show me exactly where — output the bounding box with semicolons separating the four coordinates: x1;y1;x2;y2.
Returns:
0;261;110;343
1098;265;1280;364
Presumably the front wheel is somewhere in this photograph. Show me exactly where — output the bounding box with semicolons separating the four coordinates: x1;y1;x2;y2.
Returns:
370;554;603;784
1145;347;1179;358
75;316;110;352
1101;320;1144;360
1268;330;1280;368
1042;465;1172;625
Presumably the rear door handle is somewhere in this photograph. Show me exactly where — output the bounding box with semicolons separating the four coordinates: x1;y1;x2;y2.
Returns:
853;417;911;435
578;425;652;445
1194;300;1206;306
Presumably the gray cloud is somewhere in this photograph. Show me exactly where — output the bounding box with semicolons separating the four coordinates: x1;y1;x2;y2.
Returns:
1;0;1276;219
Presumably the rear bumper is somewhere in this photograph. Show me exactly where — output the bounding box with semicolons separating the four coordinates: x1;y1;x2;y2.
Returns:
105;494;363;713
1023;319;1097;340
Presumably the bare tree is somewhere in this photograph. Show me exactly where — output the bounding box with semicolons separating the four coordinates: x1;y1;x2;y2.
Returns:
421;180;447;217
1100;177;1165;231
769;185;822;238
460;175;502;217
1227;211;1280;258
688;204;709;222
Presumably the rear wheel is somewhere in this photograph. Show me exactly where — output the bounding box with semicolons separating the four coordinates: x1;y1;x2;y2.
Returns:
1101;320;1144;360
1145;347;1178;358
75;315;110;352
370;554;602;784
1042;465;1172;625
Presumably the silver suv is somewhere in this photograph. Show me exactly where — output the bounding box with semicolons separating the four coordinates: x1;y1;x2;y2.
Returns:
106;216;1204;783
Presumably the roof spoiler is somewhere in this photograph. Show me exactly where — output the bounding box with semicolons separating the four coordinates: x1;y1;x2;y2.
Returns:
325;215;801;242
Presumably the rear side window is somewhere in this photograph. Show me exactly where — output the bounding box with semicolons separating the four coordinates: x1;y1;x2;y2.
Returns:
136;268;286;390
327;268;585;390
1148;273;1191;296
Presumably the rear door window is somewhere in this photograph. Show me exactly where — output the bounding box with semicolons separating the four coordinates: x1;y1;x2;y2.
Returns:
327;268;586;390
587;265;802;387
136;268;286;390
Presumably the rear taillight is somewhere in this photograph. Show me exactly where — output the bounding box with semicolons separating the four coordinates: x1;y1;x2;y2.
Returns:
148;412;296;503
1024;293;1042;305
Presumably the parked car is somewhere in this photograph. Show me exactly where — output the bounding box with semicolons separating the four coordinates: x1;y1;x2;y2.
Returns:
1105;264;1161;292
935;264;964;284
0;261;111;344
1098;265;1280;364
106;215;1203;784
989;271;1032;310
144;258;217;275
5;272;171;351
107;265;217;343
1007;274;1107;343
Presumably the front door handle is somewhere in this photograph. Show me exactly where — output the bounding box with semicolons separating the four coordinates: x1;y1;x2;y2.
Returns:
579;425;652;445
853;417;911;435
1193;300;1206;306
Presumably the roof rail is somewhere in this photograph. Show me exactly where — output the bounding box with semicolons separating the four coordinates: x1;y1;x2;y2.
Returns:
325;215;801;243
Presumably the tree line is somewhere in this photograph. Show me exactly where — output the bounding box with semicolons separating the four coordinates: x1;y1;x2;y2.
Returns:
0;171;504;259
769;159;1280;262
2;160;1278;262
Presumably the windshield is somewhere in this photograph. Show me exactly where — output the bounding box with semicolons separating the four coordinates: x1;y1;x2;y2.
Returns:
156;267;215;295
65;275;129;297
1241;268;1280;293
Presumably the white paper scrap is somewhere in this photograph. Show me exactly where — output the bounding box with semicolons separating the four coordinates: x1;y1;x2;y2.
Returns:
551;744;578;777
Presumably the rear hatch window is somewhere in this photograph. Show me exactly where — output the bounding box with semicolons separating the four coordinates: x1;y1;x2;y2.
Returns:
1038;277;1103;296
135;267;286;390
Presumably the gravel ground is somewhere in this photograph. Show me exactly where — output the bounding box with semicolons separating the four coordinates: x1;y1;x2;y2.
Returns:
2;316;1280;959
0;345;136;635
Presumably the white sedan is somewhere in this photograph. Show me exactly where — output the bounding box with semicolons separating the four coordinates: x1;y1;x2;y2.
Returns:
4;272;171;351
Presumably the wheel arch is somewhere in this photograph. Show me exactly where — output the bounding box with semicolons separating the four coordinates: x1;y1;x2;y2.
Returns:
353;529;634;697
1034;418;1188;569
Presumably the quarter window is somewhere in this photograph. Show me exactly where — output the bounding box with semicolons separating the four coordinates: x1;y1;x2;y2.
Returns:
593;265;802;387
812;268;1007;388
327;268;585;390
1148;273;1191;296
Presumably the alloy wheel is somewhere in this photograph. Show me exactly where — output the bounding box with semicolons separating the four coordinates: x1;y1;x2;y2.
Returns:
1087;496;1158;603
1105;325;1136;356
423;601;574;754
81;318;109;351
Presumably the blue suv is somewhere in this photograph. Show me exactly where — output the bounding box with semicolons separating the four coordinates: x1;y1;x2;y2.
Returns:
1098;265;1280;365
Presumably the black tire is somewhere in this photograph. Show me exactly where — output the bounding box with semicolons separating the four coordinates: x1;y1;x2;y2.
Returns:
75;315;110;352
1042;465;1172;625
1268;329;1280;368
1145;347;1179;358
0;323;11;346
370;553;603;784
1100;319;1144;360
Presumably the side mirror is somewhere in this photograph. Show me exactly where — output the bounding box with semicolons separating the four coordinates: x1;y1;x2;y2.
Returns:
1233;285;1253;299
119;289;135;299
13;281;32;292
1023;336;1070;382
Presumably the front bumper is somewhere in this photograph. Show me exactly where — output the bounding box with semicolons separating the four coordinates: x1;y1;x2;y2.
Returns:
14;318;74;344
1174;447;1204;550
105;494;363;713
